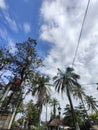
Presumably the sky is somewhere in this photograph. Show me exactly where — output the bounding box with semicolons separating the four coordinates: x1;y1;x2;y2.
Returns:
0;0;98;121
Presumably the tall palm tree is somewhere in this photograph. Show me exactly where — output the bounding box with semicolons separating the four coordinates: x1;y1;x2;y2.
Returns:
72;85;85;101
32;74;51;125
50;98;59;118
53;67;81;130
43;94;51;123
85;95;98;113
72;86;91;127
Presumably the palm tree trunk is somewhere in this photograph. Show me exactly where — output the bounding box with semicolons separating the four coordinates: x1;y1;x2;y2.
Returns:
38;104;42;126
46;103;47;123
0;84;11;108
53;104;56;118
66;85;80;130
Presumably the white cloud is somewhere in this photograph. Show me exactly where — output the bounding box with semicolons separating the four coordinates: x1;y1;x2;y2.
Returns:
3;12;18;32
40;0;98;110
40;0;85;76
0;0;7;9
23;22;31;33
7;38;17;54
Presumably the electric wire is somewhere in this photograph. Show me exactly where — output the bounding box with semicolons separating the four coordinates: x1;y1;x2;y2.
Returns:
81;82;98;86
72;0;91;67
50;82;98;98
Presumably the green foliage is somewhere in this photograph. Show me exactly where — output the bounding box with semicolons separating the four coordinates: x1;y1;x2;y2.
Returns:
84;95;98;112
32;74;51;125
50;98;59;118
0;38;42;85
0;38;43;128
26;100;39;126
89;111;98;120
72;85;86;100
0;38;43;108
63;104;86;127
17;100;39;127
63;104;73;126
53;67;81;130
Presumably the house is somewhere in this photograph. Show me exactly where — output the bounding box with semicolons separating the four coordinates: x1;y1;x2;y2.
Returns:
47;118;65;130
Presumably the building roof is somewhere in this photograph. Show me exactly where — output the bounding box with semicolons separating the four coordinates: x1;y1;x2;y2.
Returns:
47;118;63;127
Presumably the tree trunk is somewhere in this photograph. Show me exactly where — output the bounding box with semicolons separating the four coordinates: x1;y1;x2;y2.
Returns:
66;85;80;130
0;84;11;107
38;104;42;126
8;106;17;129
46;103;47;123
8;93;22;129
53;104;56;118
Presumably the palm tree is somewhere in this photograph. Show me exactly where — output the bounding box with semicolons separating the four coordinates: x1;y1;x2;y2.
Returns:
72;86;91;127
44;95;51;123
45;95;51;123
85;95;98;113
63;104;84;128
53;67;81;130
63;104;73;126
32;74;51;125
50;98;59;118
72;85;85;101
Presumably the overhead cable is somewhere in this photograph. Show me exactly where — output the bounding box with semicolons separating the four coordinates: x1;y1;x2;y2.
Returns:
72;0;91;67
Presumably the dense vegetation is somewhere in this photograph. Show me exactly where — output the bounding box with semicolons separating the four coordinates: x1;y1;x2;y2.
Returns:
0;38;98;130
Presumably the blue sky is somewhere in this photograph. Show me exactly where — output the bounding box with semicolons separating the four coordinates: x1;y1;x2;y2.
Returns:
0;0;51;58
1;0;98;120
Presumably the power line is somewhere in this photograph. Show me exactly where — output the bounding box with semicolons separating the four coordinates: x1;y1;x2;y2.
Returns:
50;82;98;97
72;0;91;67
81;82;98;86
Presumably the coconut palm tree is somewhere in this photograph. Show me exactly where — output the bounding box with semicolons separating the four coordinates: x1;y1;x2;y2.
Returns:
53;67;81;130
50;98;59;118
32;74;51;125
72;86;91;127
72;85;85;101
44;95;51;123
85;95;98;113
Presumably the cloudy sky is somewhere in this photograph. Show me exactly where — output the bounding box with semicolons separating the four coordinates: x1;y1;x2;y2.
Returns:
0;0;98;120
